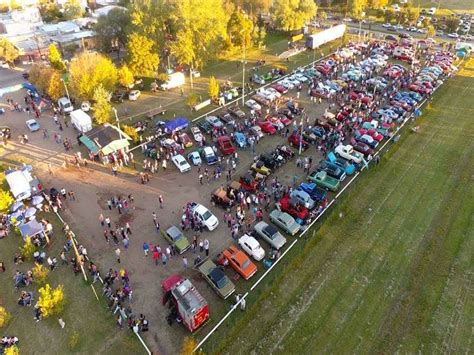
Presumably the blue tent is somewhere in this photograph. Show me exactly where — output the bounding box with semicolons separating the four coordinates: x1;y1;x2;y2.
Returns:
165;117;188;132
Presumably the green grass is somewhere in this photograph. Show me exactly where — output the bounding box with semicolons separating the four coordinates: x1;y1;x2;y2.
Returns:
0;211;144;354
202;59;474;354
416;0;474;13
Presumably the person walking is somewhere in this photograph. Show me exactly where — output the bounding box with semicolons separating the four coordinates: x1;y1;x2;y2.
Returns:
105;217;111;228
99;213;104;226
158;195;164;209
115;248;121;263
143;242;149;256
182;256;188;269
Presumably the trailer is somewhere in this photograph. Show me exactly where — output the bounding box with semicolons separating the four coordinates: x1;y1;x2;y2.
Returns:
161;275;209;332
306;24;346;49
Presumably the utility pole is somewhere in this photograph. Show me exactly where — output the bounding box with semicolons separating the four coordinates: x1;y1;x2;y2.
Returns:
190;61;194;89
61;78;70;101
113;108;123;140
241;39;246;106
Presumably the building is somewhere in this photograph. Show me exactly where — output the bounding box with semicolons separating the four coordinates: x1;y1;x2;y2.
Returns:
79;124;132;160
0;7;43;35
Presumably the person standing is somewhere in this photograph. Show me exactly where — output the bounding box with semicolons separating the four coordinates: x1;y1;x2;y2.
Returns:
143;242;149;256
204;239;209;256
99;213;104;226
199;240;204;253
115;248;121;263
182;256;188;269
105;217;111;228
158;195;164;209
152;248;160;265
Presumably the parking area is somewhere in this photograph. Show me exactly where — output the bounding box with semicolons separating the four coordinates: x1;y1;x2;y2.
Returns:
0;34;457;353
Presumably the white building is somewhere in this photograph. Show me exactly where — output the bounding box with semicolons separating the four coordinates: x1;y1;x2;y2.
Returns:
0;7;43;35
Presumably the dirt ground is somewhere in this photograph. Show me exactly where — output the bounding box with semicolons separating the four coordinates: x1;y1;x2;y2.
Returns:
0;83;330;353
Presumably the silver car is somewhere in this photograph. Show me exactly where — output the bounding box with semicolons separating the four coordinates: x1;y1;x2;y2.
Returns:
290;190;315;210
254;221;287;250
269;210;301;236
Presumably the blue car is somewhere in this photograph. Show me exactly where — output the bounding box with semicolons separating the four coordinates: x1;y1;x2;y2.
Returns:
311;126;326;138
297;182;327;202
327;152;356;175
234;132;247;148
187;151;202;166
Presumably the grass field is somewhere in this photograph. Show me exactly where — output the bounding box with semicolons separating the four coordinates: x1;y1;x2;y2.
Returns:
416;0;474;13
0;203;144;354
203;59;474;354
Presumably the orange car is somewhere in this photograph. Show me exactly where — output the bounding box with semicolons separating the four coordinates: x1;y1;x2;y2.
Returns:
223;246;257;280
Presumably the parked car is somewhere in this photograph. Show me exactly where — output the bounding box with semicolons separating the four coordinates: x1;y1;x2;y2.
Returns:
238;234;265;261
164;225;191;254
254;221;287;250
269;210;301;235
334;144;364;164
290;189;315;209
128;90;141;101
222;245;257;280
278;194;309;221
205;115;223;129
288;133;309;150
201;146;218;165
308;171;340;191
250;125;264;139
198;260;235;299
316;161;346;181
297;182;327;202
245;99;261;111
187;151;201;166
257;121;277;135
251;161;271;176
171;154;191;173
189;203;219;231
211;187;235;209
217;136;236;155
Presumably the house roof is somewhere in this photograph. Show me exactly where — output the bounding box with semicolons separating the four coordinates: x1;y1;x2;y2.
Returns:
82;124;131;155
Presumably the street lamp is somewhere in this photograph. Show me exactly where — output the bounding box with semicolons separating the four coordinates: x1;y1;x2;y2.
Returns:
113;107;123;140
241;39;246;106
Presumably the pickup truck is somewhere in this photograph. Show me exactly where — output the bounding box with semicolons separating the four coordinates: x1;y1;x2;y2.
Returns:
316;161;346;181
334;144;364;164
308;171;340;192
198;259;235;299
217;136;236;155
297;182;327;202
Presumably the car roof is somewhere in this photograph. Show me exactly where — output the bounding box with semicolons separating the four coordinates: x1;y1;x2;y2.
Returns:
241;234;259;248
166;225;183;240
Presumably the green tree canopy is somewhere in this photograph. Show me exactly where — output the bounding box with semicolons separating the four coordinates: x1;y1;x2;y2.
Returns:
169;0;228;69
347;0;367;20
63;0;83;20
0;37;19;65
118;65;135;88
128;0;168;46
272;0;317;32
68;52;118;100
92;84;113;125
208;76;219;100
227;9;254;48
126;32;159;78
48;43;66;72
94;8;130;55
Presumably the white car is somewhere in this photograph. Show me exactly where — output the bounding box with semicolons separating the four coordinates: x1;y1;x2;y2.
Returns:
265;87;282;98
187;151;202;166
293;73;308;83
171;154;191;173
190;203;219;231
258;89;277;101
278;79;294;89
128;90;141;101
205;115;223;129
238;234;265;261
245;99;261;111
447;33;459;39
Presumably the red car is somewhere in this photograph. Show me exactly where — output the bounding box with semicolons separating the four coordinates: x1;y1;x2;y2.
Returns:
310;88;330;99
352;141;374;157
315;65;331;75
409;84;431;95
279;194;309;221
288;133;309;150
349;91;373;105
217;136;236;155
271;84;288;94
390;100;412;111
359;128;384;142
275;113;292;126
239;173;258;192
257;121;277;134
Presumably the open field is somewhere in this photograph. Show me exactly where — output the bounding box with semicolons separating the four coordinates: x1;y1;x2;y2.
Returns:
0;183;143;354
417;0;474;13
204;59;474;354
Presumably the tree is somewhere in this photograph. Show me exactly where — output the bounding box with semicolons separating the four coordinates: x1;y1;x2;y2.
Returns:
92;84;112;125
63;0;83;20
0;190;13;213
122;125;139;142
32;263;49;285
0;37;19;65
128;0;169;46
446;16;460;33
69;52;118;100
272;0;317;32
126;32;159;78
48;44;66;72
94;8;130;55
185;93;199;109
20;236;37;261
37;284;65;318
0;307;11;328
426;24;436;38
227;9;254;48
208;76;219;100
384;8;396;23
405;5;420;25
118;65;135;88
47;70;65;101
347;0;367;20
369;0;388;10
169;0;228;69
4;346;20;355
39;1;63;22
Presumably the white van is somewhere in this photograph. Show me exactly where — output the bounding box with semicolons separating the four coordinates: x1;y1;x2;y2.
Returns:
58;97;73;113
161;72;186;90
5;167;42;201
70;109;92;133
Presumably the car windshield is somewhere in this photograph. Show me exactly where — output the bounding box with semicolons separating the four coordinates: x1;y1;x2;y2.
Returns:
264;225;278;239
179;160;187;166
242;259;250;269
210;269;227;288
202;211;212;221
